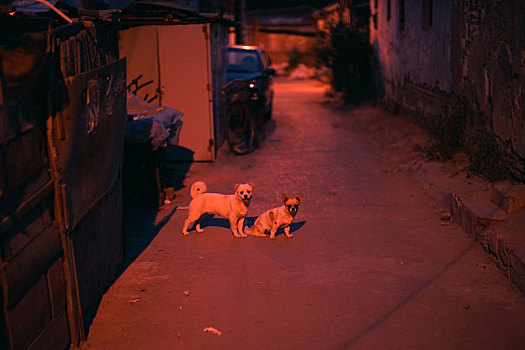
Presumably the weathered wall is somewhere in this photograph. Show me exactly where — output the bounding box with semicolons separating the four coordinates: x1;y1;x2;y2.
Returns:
370;0;525;181
370;0;456;107
0;198;69;350
0;29;70;349
1;19;126;349
458;0;525;180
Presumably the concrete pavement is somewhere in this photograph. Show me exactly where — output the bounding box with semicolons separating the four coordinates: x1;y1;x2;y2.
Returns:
344;97;525;297
412;158;525;296
82;78;525;349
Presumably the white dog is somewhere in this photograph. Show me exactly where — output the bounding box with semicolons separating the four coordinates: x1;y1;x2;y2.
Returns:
245;193;302;239
182;181;254;237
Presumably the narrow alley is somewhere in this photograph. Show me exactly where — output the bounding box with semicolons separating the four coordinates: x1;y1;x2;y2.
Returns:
83;78;525;349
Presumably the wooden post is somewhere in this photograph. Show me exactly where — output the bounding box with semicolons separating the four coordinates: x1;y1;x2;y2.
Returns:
46;116;86;347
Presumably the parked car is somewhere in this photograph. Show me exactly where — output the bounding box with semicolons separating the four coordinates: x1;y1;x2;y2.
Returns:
226;45;275;120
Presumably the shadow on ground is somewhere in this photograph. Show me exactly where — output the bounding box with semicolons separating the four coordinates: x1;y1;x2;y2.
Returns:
121;144;194;267
339;242;476;348
83;146;194;337
186;215;306;237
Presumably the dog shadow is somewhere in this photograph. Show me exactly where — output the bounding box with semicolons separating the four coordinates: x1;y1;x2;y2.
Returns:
273;220;306;237
193;215;306;237
195;215;231;231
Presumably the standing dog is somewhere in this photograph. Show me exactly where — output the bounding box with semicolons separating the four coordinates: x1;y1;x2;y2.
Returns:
182;181;254;237
246;193;302;239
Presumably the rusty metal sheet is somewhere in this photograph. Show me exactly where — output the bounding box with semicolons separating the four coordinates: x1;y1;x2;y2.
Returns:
52;58;126;231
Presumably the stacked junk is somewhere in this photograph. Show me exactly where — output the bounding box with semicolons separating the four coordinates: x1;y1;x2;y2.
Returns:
0;2;185;348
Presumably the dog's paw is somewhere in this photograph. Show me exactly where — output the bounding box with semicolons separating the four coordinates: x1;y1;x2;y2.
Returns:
269;236;276;240
196;228;204;233
182;231;189;236
286;234;294;238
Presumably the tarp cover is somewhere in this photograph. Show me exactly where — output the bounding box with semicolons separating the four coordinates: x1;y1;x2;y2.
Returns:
126;92;183;150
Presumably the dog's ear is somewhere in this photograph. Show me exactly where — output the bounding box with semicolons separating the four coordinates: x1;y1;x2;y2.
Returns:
295;193;303;203
234;184;240;192
248;183;255;191
281;193;290;203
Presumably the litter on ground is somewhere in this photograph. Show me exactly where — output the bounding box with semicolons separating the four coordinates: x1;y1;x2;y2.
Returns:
203;327;222;336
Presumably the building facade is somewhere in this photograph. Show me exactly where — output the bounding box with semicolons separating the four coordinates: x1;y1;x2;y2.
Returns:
370;0;525;181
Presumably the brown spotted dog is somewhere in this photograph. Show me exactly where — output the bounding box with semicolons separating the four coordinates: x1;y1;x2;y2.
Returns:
246;193;302;239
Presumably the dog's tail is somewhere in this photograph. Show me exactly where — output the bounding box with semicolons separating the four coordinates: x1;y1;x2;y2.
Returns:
190;181;207;199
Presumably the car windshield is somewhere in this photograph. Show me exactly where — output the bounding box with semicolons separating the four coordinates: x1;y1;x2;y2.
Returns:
227;50;260;73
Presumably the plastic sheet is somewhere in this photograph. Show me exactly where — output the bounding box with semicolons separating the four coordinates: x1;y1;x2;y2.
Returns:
126;92;183;150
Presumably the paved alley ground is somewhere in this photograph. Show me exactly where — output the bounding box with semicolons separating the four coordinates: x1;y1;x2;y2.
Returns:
83;78;525;349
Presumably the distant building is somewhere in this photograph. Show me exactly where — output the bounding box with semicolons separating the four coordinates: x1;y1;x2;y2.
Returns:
244;6;317;66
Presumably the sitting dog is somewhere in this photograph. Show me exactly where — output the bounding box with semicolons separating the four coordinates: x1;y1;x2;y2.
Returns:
246;193;302;239
182;181;254;238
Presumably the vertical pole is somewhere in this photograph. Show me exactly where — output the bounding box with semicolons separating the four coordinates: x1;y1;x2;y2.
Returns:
235;0;245;44
203;24;215;160
155;26;163;105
